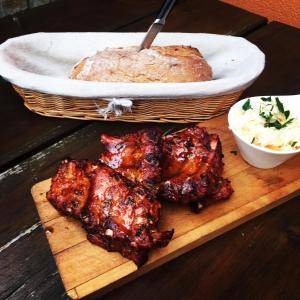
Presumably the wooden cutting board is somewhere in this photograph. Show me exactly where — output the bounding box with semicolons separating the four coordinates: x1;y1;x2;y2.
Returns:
31;114;300;299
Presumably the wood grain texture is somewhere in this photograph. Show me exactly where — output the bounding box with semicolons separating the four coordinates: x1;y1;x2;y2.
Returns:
0;0;269;247
243;21;300;97
31;114;300;299
118;0;267;34
0;226;68;299
16;0;163;33
0;15;22;43
0;78;85;171
0;123;185;299
103;195;300;300
0;122;184;248
0;0;162;171
0;0;266;173
0;7;298;300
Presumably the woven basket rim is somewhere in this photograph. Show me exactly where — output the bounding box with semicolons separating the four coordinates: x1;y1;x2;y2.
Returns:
13;85;243;123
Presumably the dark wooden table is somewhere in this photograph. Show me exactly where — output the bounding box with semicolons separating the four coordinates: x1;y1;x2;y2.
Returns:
0;1;299;299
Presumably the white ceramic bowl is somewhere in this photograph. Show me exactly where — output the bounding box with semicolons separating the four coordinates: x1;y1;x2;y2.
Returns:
228;95;300;169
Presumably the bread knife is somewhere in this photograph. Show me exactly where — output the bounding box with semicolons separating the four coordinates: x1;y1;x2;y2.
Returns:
138;0;176;51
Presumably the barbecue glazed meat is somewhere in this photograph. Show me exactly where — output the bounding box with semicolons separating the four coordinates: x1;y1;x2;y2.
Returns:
160;126;233;212
47;159;173;267
100;128;162;188
46;159;90;218
81;161;173;266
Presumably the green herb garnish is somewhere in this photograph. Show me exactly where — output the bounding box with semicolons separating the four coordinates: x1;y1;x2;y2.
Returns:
291;141;298;147
285;110;290;119
259;104;273;122
259;97;294;130
275;97;290;119
251;137;255;144
261;96;272;102
275;97;284;113
242;99;252;111
264;118;294;130
282;118;294;127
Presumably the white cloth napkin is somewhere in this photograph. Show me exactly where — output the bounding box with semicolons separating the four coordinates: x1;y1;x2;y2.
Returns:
0;32;265;116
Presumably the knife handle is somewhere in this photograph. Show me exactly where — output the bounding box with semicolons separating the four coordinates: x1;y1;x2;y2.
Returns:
155;0;176;24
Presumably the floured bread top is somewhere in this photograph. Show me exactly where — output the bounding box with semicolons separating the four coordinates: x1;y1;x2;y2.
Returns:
70;45;212;83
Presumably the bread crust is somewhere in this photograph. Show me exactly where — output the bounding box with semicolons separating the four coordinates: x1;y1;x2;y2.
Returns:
70;45;212;83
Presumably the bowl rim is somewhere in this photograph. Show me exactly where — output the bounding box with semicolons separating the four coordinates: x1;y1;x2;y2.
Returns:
228;95;300;156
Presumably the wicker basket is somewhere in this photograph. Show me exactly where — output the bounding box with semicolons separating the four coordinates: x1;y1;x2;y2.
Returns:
14;85;243;123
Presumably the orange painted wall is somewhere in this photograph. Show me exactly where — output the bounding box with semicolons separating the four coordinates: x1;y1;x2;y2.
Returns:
222;0;300;28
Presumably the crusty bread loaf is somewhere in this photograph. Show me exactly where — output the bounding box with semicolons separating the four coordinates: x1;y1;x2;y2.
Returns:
70;45;212;83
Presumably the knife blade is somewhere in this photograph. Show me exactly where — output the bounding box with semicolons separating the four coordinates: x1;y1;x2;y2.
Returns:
138;0;176;51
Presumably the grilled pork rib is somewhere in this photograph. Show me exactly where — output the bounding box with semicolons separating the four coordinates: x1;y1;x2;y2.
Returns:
82;161;173;266
160;126;233;212
100;128;162;188
46;159;90;218
47;159;173;266
46;126;233;266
